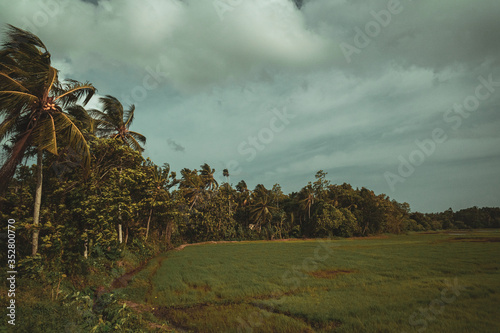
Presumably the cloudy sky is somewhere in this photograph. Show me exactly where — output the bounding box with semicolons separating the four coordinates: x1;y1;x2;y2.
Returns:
1;0;499;212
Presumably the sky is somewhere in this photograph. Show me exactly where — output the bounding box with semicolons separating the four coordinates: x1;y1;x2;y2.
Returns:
1;0;499;213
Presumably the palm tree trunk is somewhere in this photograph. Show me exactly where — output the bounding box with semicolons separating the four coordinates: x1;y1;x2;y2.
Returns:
118;165;123;243
118;214;123;243
32;149;43;256
145;208;153;240
279;219;283;239
189;195;198;211
165;220;173;247
84;230;88;259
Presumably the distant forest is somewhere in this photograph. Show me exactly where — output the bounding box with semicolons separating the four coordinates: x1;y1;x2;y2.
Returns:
2;137;500;264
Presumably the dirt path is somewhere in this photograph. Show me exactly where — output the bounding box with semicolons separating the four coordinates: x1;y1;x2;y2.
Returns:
110;262;148;290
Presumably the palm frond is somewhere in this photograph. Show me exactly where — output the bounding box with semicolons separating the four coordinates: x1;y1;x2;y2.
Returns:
0;72;29;92
53;80;96;107
129;130;146;145
45;66;58;94
99;95;124;126
0;129;32;194
124;135;145;153
0;91;38;115
95;128;119;137
87;108;114;131
87;108;108;121
3;25;48;53
30;115;57;155
1;26;52;91
124;104;135;127
0;114;19;141
0;90;37;99
53;112;91;173
66;105;96;135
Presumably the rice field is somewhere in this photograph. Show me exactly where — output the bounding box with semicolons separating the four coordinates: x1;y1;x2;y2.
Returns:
120;230;500;332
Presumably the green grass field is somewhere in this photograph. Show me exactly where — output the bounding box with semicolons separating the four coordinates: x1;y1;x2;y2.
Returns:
120;231;500;332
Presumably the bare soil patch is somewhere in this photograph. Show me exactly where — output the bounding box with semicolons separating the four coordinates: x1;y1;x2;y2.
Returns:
448;237;500;243
110;264;146;289
348;235;389;240
120;301;177;331
187;283;212;293
307;269;355;279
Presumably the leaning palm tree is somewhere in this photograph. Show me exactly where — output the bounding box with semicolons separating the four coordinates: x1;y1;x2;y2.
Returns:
236;180;250;206
200;163;218;191
89;95;146;243
90;95;146;152
179;168;205;211
0;25;95;255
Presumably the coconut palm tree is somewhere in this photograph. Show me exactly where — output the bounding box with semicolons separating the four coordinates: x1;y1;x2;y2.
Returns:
90;95;146;151
0;25;95;255
144;161;178;241
300;186;315;220
250;195;276;233
236;180;250;207
200;163;218;191
89;95;146;243
220;182;233;215
179;168;205;211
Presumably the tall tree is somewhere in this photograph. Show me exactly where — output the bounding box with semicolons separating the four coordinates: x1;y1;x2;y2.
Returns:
249;184;276;233
250;195;276;233
200;163;218;191
179;168;205;211
300;185;315;220
90;95;146;243
0;25;95;255
90;95;146;152
236;180;250;206
144;161;178;242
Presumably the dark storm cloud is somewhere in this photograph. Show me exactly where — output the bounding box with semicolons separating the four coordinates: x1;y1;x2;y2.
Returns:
167;138;185;152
